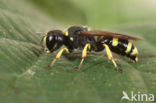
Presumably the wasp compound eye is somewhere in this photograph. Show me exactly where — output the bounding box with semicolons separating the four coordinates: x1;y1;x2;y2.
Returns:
46;30;64;52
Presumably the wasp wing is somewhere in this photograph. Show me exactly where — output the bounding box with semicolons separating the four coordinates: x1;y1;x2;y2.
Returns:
77;30;142;41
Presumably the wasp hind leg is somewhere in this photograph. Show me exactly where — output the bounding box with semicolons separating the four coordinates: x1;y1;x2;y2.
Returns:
46;48;70;69
73;43;91;70
103;44;123;73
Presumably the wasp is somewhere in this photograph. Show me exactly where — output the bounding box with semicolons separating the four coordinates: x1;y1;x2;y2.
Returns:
41;26;142;72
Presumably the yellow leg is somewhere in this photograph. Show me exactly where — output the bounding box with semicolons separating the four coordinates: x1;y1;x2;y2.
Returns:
44;48;51;53
103;44;122;72
46;48;70;69
74;43;91;70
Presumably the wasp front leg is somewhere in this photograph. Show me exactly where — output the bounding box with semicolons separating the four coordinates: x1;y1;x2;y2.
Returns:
73;43;91;70
46;48;70;69
103;44;123;73
44;48;51;54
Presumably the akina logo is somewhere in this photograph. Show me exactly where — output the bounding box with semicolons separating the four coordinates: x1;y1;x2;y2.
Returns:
121;91;154;102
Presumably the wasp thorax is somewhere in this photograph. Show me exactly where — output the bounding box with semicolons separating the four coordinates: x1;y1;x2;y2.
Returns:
67;26;88;36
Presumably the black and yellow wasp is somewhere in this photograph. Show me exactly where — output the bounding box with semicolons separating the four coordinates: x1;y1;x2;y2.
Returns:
41;26;141;72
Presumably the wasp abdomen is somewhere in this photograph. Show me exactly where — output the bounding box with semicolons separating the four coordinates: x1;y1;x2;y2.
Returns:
99;37;138;62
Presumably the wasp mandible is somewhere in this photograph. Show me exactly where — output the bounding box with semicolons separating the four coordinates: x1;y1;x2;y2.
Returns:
41;26;142;72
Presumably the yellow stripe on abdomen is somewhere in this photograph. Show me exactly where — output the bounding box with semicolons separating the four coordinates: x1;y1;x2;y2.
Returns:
131;47;138;55
112;38;118;46
125;42;132;53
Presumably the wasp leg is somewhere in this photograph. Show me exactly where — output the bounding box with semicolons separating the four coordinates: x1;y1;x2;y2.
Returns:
44;48;51;53
46;48;70;69
103;44;123;73
73;43;91;70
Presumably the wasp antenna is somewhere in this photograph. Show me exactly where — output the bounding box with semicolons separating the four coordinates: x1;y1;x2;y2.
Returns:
36;32;44;35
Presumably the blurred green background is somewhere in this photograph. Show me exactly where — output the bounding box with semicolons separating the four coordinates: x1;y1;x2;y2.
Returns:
31;0;156;28
0;0;156;103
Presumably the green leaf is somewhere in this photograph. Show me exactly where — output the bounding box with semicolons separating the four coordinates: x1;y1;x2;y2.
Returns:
0;0;156;103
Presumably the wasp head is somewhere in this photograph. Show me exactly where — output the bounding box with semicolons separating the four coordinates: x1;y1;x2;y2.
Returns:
41;30;64;52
